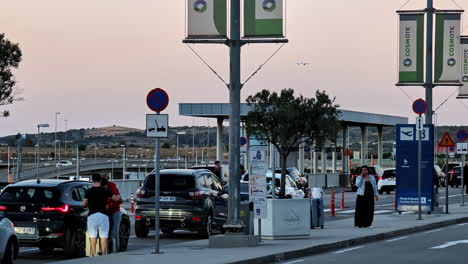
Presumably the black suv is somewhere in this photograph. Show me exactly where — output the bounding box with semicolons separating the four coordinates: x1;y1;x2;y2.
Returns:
135;169;228;238
0;180;131;258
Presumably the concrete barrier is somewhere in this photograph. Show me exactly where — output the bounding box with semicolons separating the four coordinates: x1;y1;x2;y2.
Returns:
306;173;340;188
112;180;143;201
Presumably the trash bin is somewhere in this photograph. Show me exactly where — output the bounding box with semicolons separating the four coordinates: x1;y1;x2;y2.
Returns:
310;198;324;229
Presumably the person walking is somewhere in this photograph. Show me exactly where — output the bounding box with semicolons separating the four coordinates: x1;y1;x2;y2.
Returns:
82;173;119;256
354;166;379;228
101;175;122;254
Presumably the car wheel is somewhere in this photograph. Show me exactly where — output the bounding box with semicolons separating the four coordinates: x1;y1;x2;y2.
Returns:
199;214;213;238
1;239;15;264
64;228;86;258
135;222;149;238
38;244;54;254
119;220;130;252
161;228;175;235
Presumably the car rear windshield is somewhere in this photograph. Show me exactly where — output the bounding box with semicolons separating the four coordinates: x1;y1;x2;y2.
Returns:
382;170;396;179
144;174;196;191
0;187;59;204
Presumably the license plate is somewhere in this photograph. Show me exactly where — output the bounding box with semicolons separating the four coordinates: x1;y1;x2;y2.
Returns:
14;227;36;235
160;196;176;202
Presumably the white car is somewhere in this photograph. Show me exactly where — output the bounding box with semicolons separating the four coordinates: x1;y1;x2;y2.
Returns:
56;160;73;167
266;173;305;199
0;218;18;264
378;168;396;194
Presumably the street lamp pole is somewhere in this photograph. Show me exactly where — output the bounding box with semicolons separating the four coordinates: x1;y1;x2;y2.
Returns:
121;145;126;179
64;120;68;159
36;124;49;181
54;112;60;162
176;132;186;169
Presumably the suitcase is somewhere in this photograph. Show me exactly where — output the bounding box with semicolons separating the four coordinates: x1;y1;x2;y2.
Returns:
310;198;324;229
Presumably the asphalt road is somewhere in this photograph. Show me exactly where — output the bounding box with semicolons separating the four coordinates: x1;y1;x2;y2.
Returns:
280;221;468;264
14;187;467;264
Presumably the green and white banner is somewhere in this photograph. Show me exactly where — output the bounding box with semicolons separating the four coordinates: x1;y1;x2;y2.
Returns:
435;13;462;83
398;14;424;83
187;0;227;39
458;36;468;98
244;0;284;37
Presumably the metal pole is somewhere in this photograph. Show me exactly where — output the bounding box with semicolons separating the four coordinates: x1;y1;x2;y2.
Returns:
76;146;80;180
227;0;241;229
445;147;449;214
123;146;127;180
154;112;161;254
7;146;10;182
418;125;422;220
111;161;114;180
193;117;195;161
36;126;40;181
425;0;434;125
177;134;179;169
54;112;59;162
461;154;465;206
64;120;68;159
57;141;61;179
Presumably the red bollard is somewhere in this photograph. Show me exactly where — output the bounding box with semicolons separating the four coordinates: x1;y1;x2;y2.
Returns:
130;193;135;214
341;189;345;210
331;189;336;217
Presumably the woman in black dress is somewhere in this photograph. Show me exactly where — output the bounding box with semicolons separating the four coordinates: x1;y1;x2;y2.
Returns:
354;166;379;228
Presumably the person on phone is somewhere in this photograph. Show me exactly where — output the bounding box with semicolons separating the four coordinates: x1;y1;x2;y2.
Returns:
354;166;379;228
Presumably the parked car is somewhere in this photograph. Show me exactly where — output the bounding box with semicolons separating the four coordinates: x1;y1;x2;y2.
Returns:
441;162;461;174
0;180;131;258
448;166;462;188
266;173;305;199
266;167;302;181
0;218;18;264
0;183;9;194
135;169;228;238
434;165;446;187
350;165;383;191
378;168;396;194
56;160;73;167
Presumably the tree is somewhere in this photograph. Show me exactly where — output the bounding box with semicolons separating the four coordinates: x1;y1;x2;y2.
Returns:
0;33;22;117
245;89;340;198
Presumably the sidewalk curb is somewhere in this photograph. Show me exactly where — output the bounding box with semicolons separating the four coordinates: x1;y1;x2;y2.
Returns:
229;216;468;264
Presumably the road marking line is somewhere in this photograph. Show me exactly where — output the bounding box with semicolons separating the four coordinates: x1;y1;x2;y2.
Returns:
456;223;468;226
392;211;412;215
333;246;364;254
376;203;394;207
431;240;468;249
338;209;355;214
439;194;461;199
385;236;409;243
282;260;305;264
374;210;394;215
424;228;444;234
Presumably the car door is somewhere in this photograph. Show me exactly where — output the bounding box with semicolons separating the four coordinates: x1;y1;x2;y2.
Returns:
205;173;227;223
67;185;88;230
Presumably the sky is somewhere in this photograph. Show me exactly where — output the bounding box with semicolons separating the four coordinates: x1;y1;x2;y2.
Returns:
0;0;468;136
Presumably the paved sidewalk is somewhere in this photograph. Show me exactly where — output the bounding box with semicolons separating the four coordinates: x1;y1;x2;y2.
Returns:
56;204;468;264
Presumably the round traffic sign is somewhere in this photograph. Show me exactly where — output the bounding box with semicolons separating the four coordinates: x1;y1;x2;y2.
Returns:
240;137;248;146
412;99;428;115
456;130;468;142
147;88;169;112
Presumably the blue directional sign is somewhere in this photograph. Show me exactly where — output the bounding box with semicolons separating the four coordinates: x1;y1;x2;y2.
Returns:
412;99;428;115
396;124;434;212
146;88;169;112
456;130;468;142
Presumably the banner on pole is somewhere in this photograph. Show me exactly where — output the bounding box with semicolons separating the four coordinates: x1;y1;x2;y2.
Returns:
435;12;462;83
458;36;468;98
186;0;227;39
244;0;284;38
398;14;424;84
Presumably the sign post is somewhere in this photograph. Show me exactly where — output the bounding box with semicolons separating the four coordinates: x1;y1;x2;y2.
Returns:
413;99;427;220
439;132;456;214
146;88;169;254
456;140;468;206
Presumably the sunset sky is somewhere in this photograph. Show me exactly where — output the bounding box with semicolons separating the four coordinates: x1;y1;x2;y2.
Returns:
0;0;467;136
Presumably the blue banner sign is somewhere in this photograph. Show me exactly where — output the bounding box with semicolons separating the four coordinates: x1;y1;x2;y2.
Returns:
396;124;434;212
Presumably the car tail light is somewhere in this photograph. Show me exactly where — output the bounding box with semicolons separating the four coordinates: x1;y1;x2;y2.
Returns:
136;188;146;198
189;191;205;200
41;204;70;213
0;206;7;211
191;217;202;222
379;176;383;181
135;215;142;220
450;169;455;175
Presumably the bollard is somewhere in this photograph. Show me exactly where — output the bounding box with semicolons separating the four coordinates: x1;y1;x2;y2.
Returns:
130;193;135;214
330;189;335;217
341;189;345;210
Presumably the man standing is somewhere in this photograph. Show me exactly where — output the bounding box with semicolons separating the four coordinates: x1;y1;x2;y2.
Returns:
101;175;122;253
82;173;119;256
213;161;222;179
